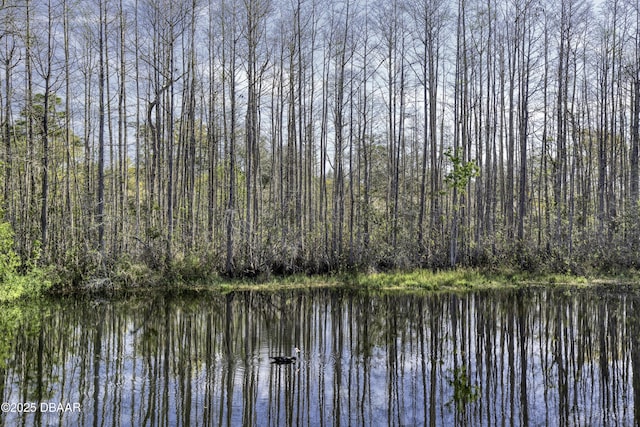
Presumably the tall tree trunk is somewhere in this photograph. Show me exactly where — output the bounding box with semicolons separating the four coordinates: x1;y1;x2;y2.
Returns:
97;0;106;254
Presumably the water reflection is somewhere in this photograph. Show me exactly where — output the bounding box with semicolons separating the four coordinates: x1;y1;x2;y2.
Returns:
0;287;639;426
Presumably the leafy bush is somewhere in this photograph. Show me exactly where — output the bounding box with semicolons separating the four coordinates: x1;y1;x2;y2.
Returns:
0;219;51;302
111;255;157;288
0;221;20;281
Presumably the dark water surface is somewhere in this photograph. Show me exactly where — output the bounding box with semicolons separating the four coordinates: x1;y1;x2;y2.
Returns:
1;286;640;426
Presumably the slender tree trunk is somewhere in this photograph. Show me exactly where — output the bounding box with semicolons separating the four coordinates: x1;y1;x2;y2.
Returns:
118;0;128;254
97;0;106;254
518;14;531;242
223;0;238;274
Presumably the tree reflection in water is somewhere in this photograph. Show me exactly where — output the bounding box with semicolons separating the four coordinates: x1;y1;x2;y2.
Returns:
0;287;639;426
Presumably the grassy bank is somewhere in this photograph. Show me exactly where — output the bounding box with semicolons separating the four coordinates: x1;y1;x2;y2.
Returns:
345;269;593;291
43;260;640;297
347;268;640;292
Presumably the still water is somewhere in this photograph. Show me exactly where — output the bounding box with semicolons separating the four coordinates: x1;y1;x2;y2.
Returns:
0;286;639;426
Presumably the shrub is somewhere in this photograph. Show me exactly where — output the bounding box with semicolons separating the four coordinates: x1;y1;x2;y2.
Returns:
0;221;20;282
0;219;51;302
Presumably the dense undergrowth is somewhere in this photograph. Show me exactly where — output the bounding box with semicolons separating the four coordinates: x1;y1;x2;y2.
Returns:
47;232;637;286
2;214;639;299
0;218;51;302
46;245;639;295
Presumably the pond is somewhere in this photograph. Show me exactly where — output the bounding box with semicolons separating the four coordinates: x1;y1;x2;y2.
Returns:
0;286;639;426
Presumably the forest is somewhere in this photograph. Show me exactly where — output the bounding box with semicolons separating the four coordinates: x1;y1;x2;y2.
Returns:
0;0;638;283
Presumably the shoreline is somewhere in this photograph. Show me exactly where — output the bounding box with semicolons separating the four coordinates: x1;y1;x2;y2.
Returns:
38;267;640;299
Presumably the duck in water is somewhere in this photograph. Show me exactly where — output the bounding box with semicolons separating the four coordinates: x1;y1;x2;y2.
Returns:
270;347;301;365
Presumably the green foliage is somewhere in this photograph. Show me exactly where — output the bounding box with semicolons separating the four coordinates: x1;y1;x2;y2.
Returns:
167;253;216;283
0;218;51;302
341;267;606;291
444;149;481;194
351;268;495;291
0;221;21;281
15;93;66;137
112;255;158;288
447;366;480;408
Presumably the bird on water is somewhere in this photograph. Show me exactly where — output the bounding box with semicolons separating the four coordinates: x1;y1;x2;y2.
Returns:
270;347;301;364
